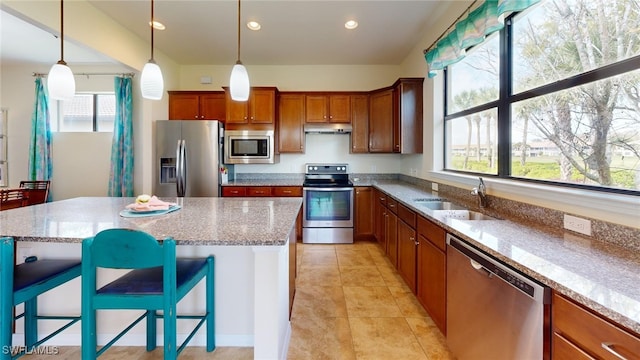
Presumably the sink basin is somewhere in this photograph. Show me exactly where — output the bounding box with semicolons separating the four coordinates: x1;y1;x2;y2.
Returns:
414;201;467;211
432;210;499;221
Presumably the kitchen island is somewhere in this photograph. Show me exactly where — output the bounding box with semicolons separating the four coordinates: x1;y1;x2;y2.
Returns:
0;197;302;360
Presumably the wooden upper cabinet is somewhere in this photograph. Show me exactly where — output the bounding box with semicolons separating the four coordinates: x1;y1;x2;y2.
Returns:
394;78;423;154
368;88;394;153
350;94;369;153
305;94;351;123
278;94;305;153
168;91;225;120
225;87;277;127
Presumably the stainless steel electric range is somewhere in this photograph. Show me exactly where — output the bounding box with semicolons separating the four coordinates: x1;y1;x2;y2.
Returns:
302;163;354;244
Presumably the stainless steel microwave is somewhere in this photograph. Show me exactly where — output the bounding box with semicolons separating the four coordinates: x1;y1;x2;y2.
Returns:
224;130;279;164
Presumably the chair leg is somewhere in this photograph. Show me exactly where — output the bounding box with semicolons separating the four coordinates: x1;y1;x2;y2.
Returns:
206;257;215;352
146;310;157;351
163;308;177;360
23;298;37;348
81;240;97;360
0;238;15;360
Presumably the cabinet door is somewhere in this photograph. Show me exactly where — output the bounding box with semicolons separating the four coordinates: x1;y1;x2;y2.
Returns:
351;95;369;153
328;95;351;123
169;93;200;120
226;91;250;124
250;89;276;124
305;95;328;123
278;94;305;153
199;93;226;121
395;79;423;154
397;220;417;292
386;211;398;267
417;235;447;334
354;187;374;241
374;190;387;250
369;89;394;152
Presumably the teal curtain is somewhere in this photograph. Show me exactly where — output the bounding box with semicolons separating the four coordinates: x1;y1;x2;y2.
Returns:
425;0;540;78
28;77;53;187
108;76;134;197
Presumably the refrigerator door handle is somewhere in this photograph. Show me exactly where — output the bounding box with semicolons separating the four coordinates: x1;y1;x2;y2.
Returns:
179;139;187;197
176;139;184;196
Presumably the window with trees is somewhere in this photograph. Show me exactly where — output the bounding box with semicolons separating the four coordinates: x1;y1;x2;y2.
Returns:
445;0;640;193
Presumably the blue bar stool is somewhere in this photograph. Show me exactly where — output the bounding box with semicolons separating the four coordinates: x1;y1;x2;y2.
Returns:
0;237;81;360
81;229;215;359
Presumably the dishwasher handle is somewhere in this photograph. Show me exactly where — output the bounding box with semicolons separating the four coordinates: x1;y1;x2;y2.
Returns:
447;233;549;304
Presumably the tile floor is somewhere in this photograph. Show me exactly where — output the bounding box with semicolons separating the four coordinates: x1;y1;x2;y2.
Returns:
23;241;454;359
288;240;454;359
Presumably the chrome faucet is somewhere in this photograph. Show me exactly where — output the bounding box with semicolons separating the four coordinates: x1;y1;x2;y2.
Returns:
471;177;487;208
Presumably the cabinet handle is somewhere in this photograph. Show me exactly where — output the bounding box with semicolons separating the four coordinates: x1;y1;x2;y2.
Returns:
389;204;395;208
282;190;292;194
601;343;629;360
379;197;385;201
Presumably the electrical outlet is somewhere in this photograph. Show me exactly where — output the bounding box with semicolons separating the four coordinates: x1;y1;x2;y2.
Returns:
431;183;439;192
17;246;34;263
370;165;377;172
563;214;592;236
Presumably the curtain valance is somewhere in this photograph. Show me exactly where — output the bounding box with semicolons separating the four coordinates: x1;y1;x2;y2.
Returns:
424;0;540;78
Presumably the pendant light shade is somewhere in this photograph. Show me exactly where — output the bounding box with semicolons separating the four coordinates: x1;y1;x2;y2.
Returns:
141;0;164;100
140;61;164;100
230;0;250;101
48;62;75;101
230;62;250;101
48;0;75;101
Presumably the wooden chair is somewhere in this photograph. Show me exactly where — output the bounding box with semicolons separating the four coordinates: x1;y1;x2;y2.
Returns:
19;181;50;205
0;189;27;211
0;237;81;360
81;229;215;359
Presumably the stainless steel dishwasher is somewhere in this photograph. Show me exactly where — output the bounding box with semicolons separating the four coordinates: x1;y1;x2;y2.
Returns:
446;234;551;360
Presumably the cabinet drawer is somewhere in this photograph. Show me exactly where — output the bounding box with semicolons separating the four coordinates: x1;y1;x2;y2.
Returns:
273;186;302;197
397;203;416;228
553;293;640;359
553;332;595;360
417;215;446;251
222;187;246;197
386;198;398;214
247;187;273;197
376;191;387;206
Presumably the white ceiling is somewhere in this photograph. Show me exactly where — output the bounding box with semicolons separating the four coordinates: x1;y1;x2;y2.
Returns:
1;1;454;67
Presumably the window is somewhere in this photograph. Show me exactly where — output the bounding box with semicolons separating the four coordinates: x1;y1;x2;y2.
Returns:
444;0;640;194
50;93;116;132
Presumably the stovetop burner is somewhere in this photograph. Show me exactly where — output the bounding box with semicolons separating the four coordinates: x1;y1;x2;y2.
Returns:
303;163;353;188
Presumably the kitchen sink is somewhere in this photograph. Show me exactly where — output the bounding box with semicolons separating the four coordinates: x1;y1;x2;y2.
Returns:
432;210;499;221
414;201;467;211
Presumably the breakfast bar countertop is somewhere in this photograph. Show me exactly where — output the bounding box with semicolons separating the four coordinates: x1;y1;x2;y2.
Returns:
0;196;302;246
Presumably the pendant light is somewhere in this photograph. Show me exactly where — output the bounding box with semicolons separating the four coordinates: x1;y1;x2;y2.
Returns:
47;0;75;101
229;0;250;101
140;0;164;100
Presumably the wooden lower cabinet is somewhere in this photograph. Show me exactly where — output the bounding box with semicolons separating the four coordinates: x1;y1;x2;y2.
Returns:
386;211;398;268
374;189;387;250
222;187;247;197
397;219;417;292
416;215;447;334
552;293;640;359
354;187;374;241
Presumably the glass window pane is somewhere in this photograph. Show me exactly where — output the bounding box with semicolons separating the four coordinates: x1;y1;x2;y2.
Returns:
96;94;115;132
511;70;640;191
445;108;498;175
512;0;640;94
61;94;93;132
447;33;500;114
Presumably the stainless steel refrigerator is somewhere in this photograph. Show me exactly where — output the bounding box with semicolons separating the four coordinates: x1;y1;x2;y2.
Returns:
154;120;229;197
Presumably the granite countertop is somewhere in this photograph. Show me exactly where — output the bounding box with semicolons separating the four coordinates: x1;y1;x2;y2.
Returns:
371;181;640;334
0;197;302;246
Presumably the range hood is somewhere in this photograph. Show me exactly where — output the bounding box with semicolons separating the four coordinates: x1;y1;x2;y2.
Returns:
304;123;353;134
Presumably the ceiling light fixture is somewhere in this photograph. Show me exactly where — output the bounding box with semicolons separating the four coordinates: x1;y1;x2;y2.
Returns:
140;0;164;100
47;0;75;101
345;20;358;30
149;20;165;30
229;0;250;101
247;21;261;31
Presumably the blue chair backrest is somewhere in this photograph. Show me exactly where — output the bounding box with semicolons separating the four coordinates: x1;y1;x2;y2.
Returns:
86;228;169;269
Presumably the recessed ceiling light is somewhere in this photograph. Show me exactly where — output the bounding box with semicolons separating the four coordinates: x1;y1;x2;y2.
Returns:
345;20;358;30
149;20;165;30
247;21;261;31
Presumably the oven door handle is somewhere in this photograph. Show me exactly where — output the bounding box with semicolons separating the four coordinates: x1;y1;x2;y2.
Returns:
303;187;354;192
